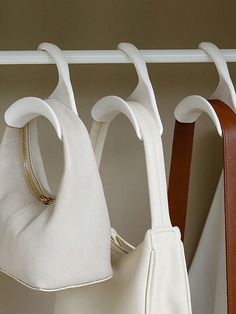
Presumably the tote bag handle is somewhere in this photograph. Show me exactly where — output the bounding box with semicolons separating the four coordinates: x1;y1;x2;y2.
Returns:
91;103;172;230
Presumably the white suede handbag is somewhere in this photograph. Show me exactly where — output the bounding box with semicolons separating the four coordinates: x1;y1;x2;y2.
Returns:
54;43;192;314
0;43;112;291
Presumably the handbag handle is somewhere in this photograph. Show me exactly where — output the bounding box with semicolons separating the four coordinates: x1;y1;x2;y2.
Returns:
168;99;236;314
91;103;172;230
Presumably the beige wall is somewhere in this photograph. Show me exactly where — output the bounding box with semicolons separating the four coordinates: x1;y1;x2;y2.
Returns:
0;0;236;313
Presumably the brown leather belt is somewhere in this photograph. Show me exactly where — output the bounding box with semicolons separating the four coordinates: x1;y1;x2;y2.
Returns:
168;99;236;314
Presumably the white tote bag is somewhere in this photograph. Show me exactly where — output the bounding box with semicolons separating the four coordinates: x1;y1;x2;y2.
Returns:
55;101;192;314
167;43;236;314
189;175;227;314
168;98;236;314
0;43;112;291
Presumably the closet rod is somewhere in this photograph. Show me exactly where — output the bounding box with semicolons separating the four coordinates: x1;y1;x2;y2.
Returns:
0;49;236;64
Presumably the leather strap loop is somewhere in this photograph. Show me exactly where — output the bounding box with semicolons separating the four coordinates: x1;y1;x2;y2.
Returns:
168;99;236;314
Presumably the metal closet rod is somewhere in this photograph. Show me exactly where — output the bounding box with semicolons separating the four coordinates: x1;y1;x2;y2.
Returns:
0;49;236;64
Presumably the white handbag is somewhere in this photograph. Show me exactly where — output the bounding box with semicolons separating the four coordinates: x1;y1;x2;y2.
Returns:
0;43;112;291
54;43;192;314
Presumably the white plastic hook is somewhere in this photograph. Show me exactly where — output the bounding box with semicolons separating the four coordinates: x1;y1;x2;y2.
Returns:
5;43;77;140
175;95;223;136
118;43;163;134
175;42;236;135
92;42;162;138
38;43;78;115
92;96;142;139
5;97;62;139
199;42;236;110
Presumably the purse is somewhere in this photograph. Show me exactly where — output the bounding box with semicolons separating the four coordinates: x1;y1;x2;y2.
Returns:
0;43;112;291
55;101;192;314
54;44;192;310
168;99;236;314
55;42;191;314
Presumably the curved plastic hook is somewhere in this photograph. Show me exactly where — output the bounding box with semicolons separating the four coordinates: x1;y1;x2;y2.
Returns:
199;42;236;110
175;95;222;137
174;42;236;137
38;43;78;115
5;97;62;140
92;43;162;139
91;96;142;139
118;43;163;134
5;43;77;138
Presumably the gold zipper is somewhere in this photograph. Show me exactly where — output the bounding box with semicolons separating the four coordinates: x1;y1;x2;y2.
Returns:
19;124;55;205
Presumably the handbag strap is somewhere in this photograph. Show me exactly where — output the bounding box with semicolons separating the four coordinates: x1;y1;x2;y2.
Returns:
168;99;236;314
168;120;195;240
91;103;172;230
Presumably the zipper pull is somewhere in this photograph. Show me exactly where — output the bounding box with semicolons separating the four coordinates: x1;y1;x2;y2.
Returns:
39;195;54;205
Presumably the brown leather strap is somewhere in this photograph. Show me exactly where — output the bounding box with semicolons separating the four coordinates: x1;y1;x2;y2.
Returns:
168;99;236;314
168;121;195;240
